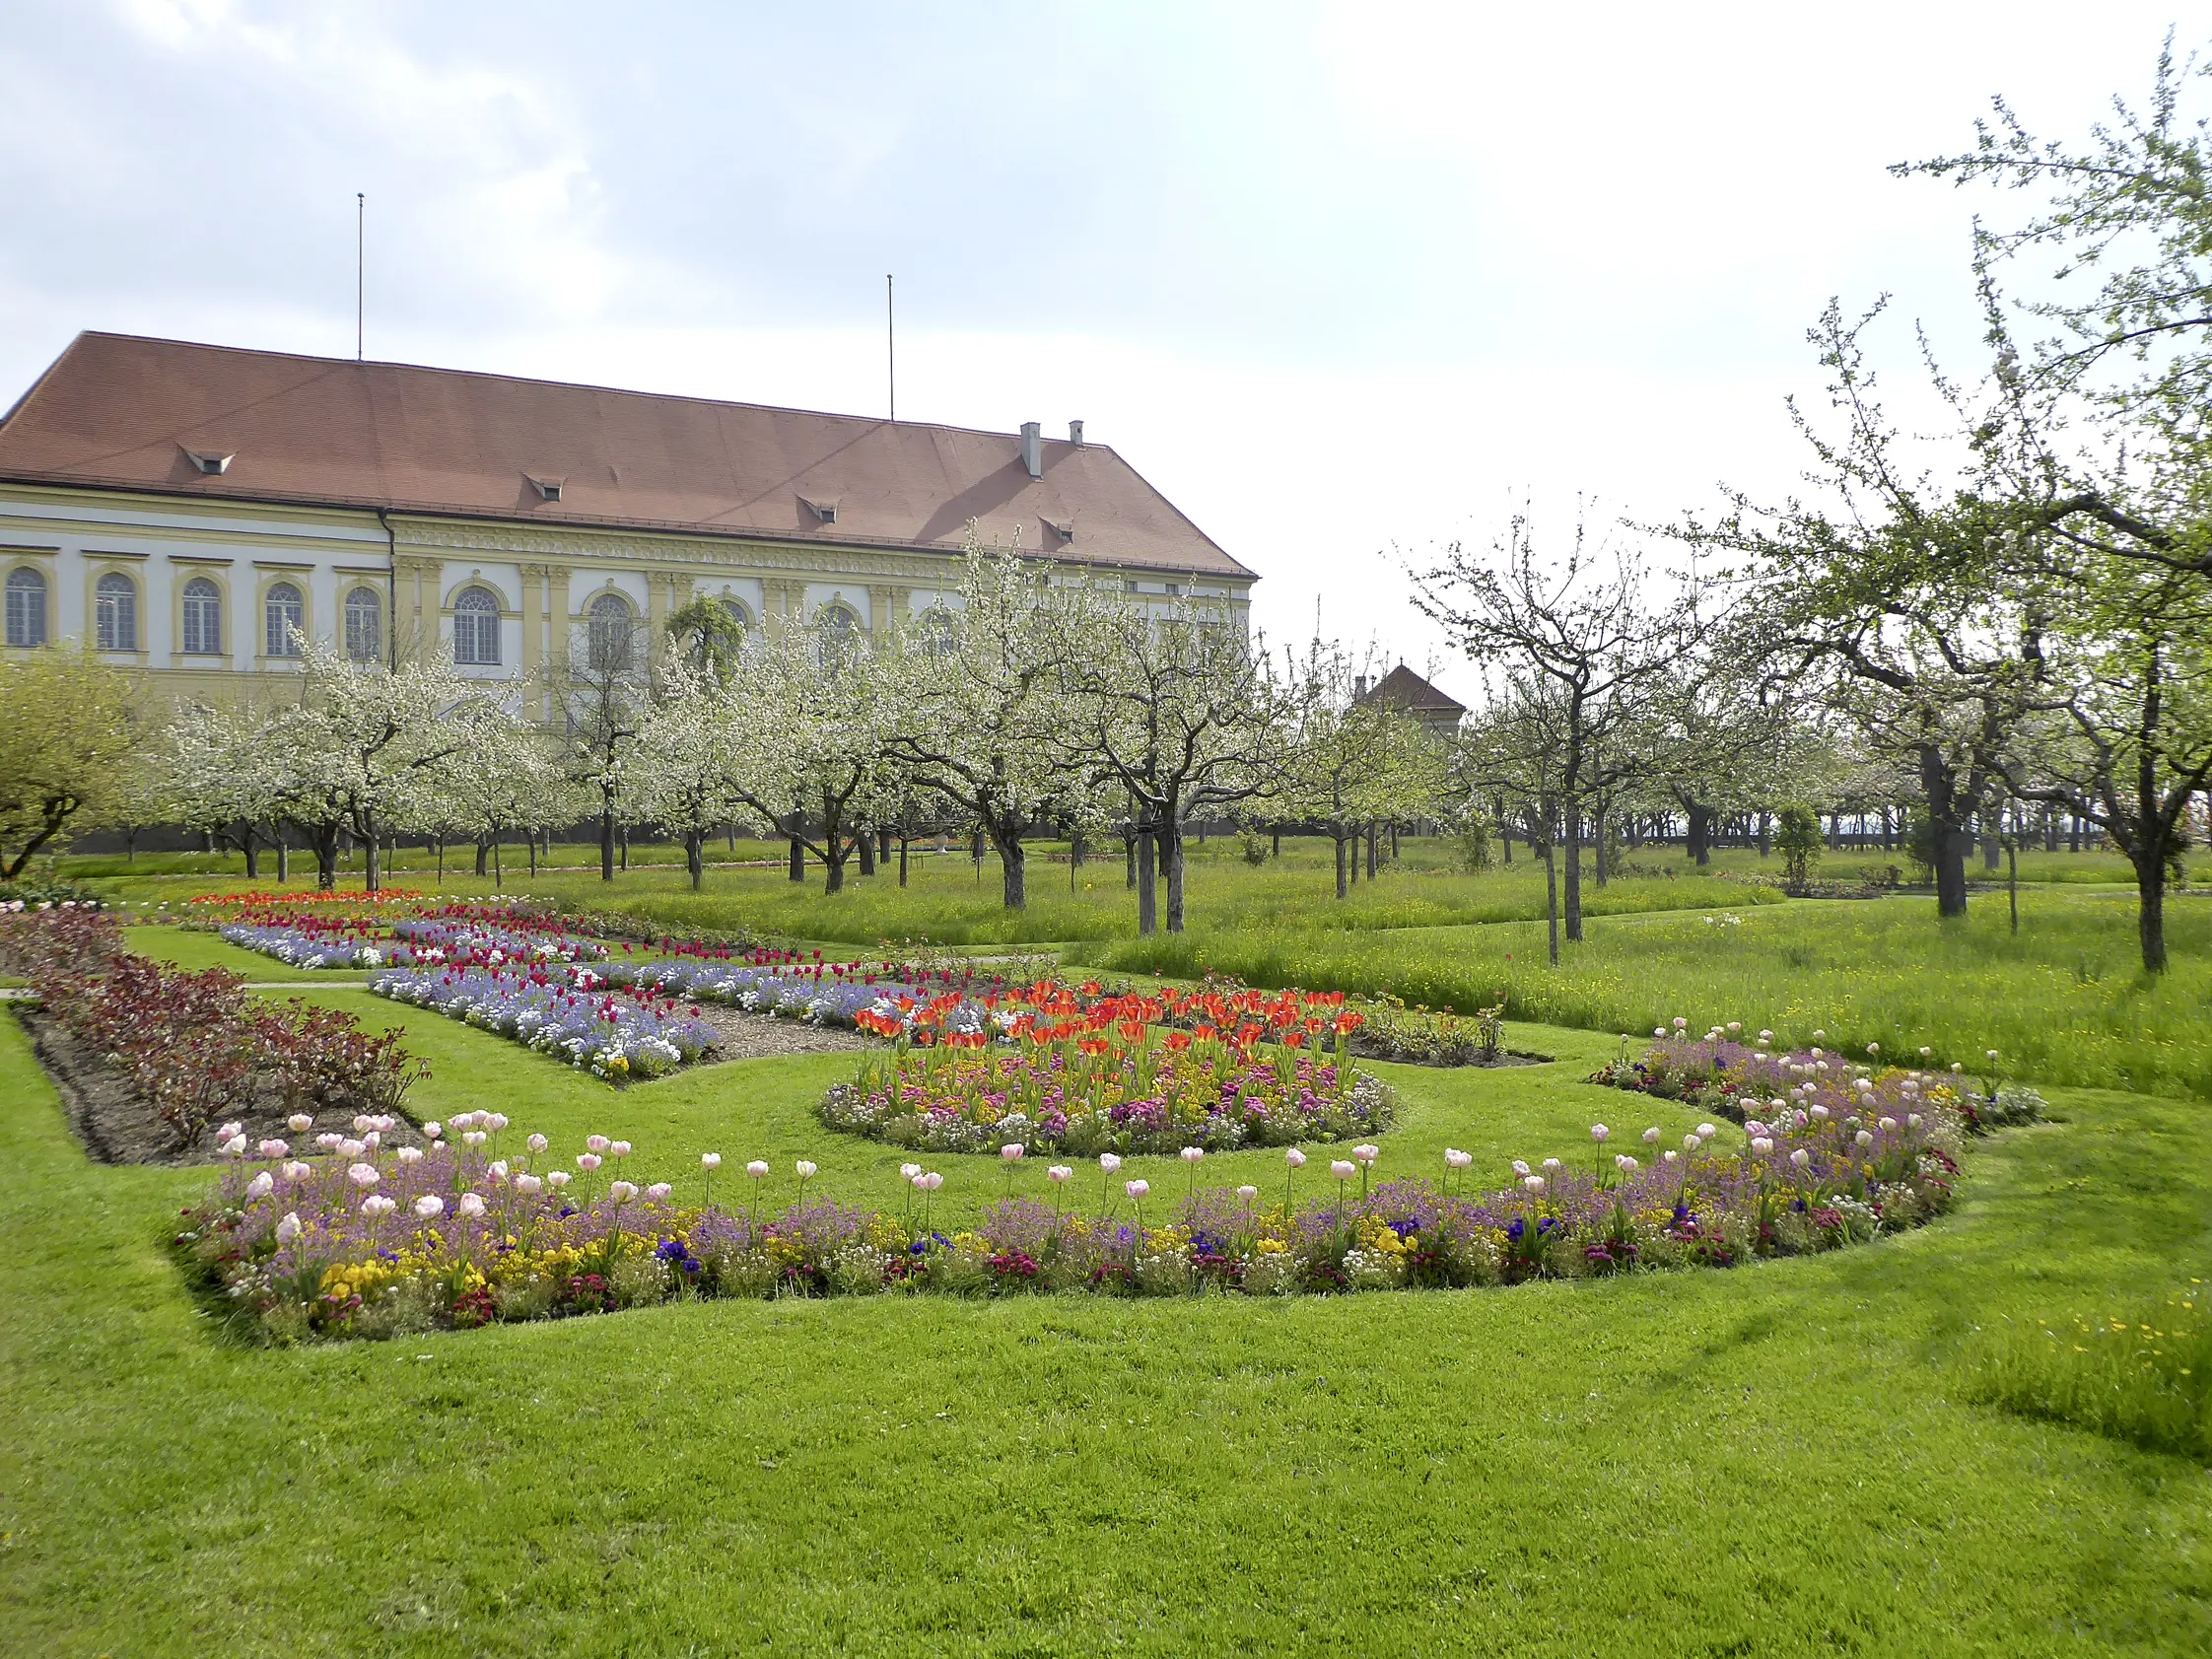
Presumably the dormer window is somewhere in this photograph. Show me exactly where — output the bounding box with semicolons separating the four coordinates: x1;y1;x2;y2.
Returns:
183;448;235;475
525;474;565;502
1041;516;1074;545
799;495;839;524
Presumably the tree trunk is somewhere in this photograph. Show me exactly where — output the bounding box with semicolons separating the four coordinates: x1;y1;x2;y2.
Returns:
275;833;289;883
1137;824;1157;935
1271;827;1281;858
1594;804;1610;888
1686;804;1713;867
311;824;340;890
686;829;705;890
1165;819;1187;933
858;831;876;877
365;820;382;893
898;835;910;887
1543;838;1559;966
475;838;491;876
788;821;805;882
1757;812;1772;858
619;823;630;871
2134;846;2167;972
493;834;503;891
1563;798;1584;941
601;805;617;882
1365;822;1378;880
1334;833;1348;899
1917;748;1971;918
527;833;538;877
994;828;1026;910
878;826;892;864
1124;830;1138;889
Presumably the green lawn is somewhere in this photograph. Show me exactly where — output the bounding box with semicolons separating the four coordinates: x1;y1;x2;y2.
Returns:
2;967;2208;1655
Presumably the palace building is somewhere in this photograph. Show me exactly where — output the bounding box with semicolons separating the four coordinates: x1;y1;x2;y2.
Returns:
0;332;1253;706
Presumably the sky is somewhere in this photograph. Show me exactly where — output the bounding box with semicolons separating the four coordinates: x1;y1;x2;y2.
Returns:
0;1;2192;700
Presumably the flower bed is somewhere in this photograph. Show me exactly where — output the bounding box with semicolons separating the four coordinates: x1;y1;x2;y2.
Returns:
174;1092;1969;1342
213;902;605;971
370;964;717;1080
822;1025;1394;1154
1589;1019;2045;1134
2;908;427;1148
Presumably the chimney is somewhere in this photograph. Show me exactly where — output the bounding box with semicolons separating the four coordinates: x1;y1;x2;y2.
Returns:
1354;674;1369;698
1020;421;1042;478
1069;419;1084;448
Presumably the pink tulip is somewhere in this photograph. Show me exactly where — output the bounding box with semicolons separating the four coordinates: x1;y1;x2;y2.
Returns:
610;1141;632;1159
1236;1185;1259;1201
1641;1127;1661;1144
396;1146;424;1165
1046;1165;1072;1184
1789;1148;1810;1169
1512;1158;1531;1175
1002;1144;1026;1162
1591;1124;1610;1143
1352;1143;1379;1165
578;1152;602;1172
587;1135;610;1154
1179;1146;1204;1165
1330;1160;1355;1181
456;1192;487;1217
287;1113;314;1133
1444;1148;1473;1170
746;1160;770;1180
414;1195;445;1218
1125;1179;1149;1200
1099;1153;1123;1174
1751;1138;1774;1156
258;1139;289;1159
1663;1149;1679;1164
546;1170;571;1189
919;1172;943;1192
362;1195;396;1217
282;1160;312;1181
487;1114;510;1133
515;1173;544;1195
422;1121;443;1140
462;1131;487;1148
338;1139;365;1158
217;1120;243;1141
646;1182;672;1201
1523;1175;1546;1192
347;1163;380;1189
1284;1148;1306;1169
702;1153;722;1170
274;1211;302;1245
608;1180;639;1203
244;1171;274;1201
900;1162;922;1180
1696;1124;1717;1141
526;1133;548;1153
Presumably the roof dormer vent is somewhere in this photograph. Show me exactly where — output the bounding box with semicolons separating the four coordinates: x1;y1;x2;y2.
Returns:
799;494;839;524
525;474;565;502
183;448;235;475
1041;516;1074;545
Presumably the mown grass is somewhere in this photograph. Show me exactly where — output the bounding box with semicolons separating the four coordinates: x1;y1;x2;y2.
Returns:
3;960;2210;1656
1069;890;2212;1101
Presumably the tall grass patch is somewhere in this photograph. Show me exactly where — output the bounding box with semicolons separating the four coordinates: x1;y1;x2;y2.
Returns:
1961;1286;2212;1457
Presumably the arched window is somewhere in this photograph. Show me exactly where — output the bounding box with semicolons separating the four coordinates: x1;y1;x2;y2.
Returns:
718;595;753;637
264;582;304;657
814;600;863;672
587;591;634;671
181;577;222;656
344;587;382;663
95;572;138;653
453;586;502;666
5;567;48;649
917;606;957;658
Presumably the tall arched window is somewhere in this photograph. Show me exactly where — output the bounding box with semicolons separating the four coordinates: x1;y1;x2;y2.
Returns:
344;587;382;663
264;582;305;657
5;567;48;648
96;572;138;653
181;577;222;656
587;591;634;671
718;595;753;637
453;586;501;665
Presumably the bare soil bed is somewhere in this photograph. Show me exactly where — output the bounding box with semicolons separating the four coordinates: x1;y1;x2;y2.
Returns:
13;1007;428;1167
689;1004;879;1062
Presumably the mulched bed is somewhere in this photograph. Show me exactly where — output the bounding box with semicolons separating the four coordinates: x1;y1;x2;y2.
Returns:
1345;1038;1554;1071
13;1006;426;1168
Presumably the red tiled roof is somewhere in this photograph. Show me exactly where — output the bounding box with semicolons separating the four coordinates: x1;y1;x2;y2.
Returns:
1361;663;1466;715
0;332;1252;579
